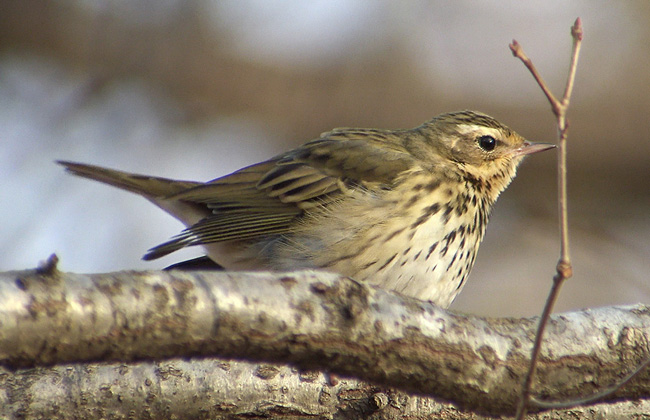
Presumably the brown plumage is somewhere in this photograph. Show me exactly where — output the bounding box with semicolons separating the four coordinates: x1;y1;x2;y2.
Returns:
59;110;554;307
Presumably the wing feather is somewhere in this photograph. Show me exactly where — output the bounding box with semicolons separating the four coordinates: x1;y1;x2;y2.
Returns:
146;128;417;258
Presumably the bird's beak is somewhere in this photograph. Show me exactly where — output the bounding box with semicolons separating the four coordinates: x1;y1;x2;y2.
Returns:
513;141;556;156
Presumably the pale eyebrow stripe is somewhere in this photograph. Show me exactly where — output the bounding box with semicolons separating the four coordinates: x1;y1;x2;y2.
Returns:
455;124;502;138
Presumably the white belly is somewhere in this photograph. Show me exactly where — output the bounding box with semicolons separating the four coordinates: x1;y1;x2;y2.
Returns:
269;183;487;307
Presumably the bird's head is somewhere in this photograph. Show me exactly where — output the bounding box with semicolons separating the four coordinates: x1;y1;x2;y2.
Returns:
413;110;555;197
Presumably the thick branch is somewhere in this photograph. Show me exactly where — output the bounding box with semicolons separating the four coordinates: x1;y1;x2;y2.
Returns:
1;269;650;416
3;358;650;420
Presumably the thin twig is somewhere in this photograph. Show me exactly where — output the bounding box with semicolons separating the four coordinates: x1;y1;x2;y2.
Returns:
511;18;583;420
557;19;583;266
514;273;564;418
509;41;559;113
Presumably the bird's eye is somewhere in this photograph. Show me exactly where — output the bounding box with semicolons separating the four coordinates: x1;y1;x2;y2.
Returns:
478;135;496;151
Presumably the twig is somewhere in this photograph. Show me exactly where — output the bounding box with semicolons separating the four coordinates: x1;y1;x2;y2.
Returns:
511;18;583;420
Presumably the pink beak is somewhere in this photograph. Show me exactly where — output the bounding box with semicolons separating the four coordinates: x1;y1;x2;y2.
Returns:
514;141;556;156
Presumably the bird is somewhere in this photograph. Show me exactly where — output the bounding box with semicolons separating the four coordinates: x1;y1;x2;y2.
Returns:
59;110;554;308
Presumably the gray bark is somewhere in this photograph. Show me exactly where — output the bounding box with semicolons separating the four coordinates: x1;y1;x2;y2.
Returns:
1;266;649;418
3;359;649;420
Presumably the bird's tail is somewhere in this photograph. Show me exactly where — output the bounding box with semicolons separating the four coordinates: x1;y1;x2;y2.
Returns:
57;161;201;197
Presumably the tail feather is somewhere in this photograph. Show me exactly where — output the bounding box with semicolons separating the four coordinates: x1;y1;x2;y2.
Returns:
57;161;201;197
164;256;224;271
58;160;214;261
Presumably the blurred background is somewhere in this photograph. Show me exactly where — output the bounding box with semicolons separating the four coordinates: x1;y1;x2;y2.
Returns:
1;0;648;317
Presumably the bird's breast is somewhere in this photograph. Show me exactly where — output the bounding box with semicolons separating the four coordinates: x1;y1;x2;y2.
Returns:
269;175;490;307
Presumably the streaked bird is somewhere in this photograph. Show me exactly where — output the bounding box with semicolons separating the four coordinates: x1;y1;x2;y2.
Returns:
59;110;554;307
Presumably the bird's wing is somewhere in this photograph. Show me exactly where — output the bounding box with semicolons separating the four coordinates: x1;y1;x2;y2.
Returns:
274;128;416;186
144;129;417;259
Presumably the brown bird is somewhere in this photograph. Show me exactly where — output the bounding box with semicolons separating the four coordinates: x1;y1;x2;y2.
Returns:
59;110;554;307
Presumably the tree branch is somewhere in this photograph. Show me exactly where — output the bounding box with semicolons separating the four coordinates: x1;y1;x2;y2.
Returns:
3;358;650;420
2;268;650;417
